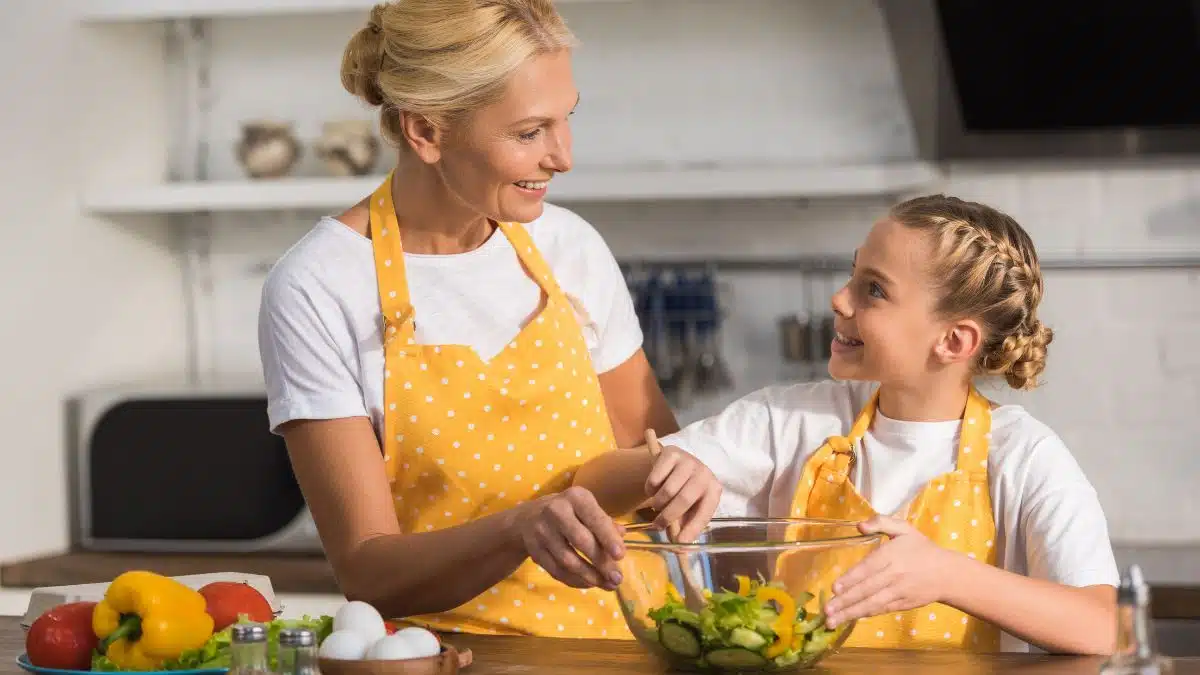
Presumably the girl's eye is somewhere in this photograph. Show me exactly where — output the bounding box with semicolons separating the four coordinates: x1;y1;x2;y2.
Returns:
518;128;542;142
868;281;886;299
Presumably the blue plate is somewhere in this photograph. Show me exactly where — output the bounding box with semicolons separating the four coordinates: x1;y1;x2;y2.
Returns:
16;654;227;675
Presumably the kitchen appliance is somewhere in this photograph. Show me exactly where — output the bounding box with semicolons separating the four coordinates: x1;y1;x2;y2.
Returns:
68;379;324;553
881;0;1200;160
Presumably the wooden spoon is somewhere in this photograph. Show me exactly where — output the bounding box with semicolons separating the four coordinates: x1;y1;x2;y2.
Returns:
644;428;707;613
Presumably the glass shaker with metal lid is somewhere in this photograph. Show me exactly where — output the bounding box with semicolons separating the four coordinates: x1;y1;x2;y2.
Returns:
276;628;321;675
229;623;270;675
1101;564;1173;675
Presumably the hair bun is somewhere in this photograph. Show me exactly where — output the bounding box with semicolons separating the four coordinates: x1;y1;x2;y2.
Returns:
340;5;388;107
982;319;1053;391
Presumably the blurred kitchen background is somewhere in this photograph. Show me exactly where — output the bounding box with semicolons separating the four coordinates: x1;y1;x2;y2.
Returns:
2;0;1200;638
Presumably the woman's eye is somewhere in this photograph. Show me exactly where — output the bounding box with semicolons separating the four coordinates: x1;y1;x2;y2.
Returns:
518;128;542;142
868;281;885;299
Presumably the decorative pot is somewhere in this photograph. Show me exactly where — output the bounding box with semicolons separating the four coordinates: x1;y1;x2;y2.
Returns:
315;119;381;177
236;120;301;179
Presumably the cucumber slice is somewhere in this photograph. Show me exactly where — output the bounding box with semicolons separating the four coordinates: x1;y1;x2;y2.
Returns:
802;626;841;655
795;612;825;634
706;648;769;670
659;620;702;658
728;627;767;650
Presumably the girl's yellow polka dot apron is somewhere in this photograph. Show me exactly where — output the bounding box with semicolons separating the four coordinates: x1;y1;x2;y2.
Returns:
368;173;631;639
778;385;1003;651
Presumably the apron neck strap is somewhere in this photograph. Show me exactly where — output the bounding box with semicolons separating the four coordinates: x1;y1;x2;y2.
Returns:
828;384;993;475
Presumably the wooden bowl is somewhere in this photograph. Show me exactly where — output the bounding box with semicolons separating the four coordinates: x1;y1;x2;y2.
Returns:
318;644;473;675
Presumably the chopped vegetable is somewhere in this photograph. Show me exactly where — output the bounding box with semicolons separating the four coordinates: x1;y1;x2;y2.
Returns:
646;575;847;671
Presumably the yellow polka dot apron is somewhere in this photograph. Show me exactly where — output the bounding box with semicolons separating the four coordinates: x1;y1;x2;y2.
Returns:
368;174;631;639
778;385;1003;651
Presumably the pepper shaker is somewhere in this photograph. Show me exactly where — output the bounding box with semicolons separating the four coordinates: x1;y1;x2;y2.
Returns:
277;628;322;675
1100;564;1173;675
228;623;270;675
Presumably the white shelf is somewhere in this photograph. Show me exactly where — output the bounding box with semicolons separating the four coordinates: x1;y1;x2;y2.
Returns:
79;0;632;22
81;162;942;215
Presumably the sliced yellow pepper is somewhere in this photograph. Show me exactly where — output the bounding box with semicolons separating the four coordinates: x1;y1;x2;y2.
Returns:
735;575;752;597
665;583;682;604
755;587;796;659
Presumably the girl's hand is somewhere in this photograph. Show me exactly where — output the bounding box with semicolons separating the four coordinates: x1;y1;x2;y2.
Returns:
824;515;959;628
518;486;626;591
644;445;723;543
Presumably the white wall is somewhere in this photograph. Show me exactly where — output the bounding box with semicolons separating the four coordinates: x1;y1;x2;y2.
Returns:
0;1;186;566
0;0;1197;594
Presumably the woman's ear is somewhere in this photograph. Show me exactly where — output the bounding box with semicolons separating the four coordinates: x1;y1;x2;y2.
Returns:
934;319;983;366
399;110;443;164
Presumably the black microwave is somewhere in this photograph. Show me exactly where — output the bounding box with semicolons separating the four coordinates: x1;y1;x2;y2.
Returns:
67;380;324;554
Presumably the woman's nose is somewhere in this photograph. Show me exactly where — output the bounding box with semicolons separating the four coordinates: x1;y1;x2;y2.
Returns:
544;127;572;174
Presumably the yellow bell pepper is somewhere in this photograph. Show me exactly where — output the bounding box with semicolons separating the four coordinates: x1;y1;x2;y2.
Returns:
755;587;796;659
92;571;215;671
735;575;751;597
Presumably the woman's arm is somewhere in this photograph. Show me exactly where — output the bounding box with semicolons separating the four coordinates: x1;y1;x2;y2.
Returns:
283;416;626;617
575;349;677;515
599;348;680;447
573;350;723;542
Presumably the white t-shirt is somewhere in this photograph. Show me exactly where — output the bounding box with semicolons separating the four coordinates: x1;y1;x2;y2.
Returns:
258;203;643;437
662;378;1119;653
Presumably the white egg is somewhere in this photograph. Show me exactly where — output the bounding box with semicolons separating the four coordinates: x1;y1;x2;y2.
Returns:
318;630;369;660
391;627;441;658
365;634;420;660
332;601;388;644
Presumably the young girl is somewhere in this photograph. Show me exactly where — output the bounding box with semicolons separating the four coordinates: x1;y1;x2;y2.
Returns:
575;194;1118;655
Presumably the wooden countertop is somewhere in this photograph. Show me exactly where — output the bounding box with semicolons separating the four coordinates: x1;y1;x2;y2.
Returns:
3;544;1200;619
0;616;1195;675
0;551;337;594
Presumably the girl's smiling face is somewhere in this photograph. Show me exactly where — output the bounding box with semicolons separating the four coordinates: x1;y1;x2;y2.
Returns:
827;218;953;385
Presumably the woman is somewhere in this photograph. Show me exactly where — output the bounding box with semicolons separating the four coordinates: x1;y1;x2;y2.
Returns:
258;0;719;639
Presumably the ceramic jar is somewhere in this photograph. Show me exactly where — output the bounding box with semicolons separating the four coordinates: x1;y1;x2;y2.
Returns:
236;120;301;179
315;119;380;177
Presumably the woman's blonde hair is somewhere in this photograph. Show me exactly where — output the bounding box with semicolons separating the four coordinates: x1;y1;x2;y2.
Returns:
889;195;1053;391
340;0;577;145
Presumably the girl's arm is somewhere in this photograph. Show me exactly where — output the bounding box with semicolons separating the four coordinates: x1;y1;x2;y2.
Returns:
823;517;1116;655
941;556;1115;654
826;434;1119;655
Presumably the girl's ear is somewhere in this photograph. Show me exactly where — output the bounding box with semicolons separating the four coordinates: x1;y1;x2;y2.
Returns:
934;319;983;366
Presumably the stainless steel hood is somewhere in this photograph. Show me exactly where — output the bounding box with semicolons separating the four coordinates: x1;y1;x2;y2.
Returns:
878;0;1200;161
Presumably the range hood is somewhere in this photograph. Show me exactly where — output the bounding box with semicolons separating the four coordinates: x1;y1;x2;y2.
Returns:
879;0;1200;161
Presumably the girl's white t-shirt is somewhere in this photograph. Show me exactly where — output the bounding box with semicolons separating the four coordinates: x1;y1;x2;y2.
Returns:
258;203;643;438
661;378;1120;653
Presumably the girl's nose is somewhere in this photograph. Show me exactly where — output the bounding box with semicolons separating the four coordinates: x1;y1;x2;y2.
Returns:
831;283;853;318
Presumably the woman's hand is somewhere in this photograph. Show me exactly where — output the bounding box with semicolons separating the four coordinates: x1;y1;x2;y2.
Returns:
517;486;627;591
644;445;723;543
823;515;955;628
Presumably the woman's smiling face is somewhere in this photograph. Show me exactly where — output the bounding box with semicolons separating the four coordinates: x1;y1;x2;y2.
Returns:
435;49;578;224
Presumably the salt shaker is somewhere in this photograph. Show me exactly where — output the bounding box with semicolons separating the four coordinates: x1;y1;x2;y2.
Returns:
1101;564;1173;675
276;628;321;675
228;623;270;675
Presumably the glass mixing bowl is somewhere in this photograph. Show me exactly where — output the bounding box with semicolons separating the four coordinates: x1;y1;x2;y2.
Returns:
615;518;882;673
